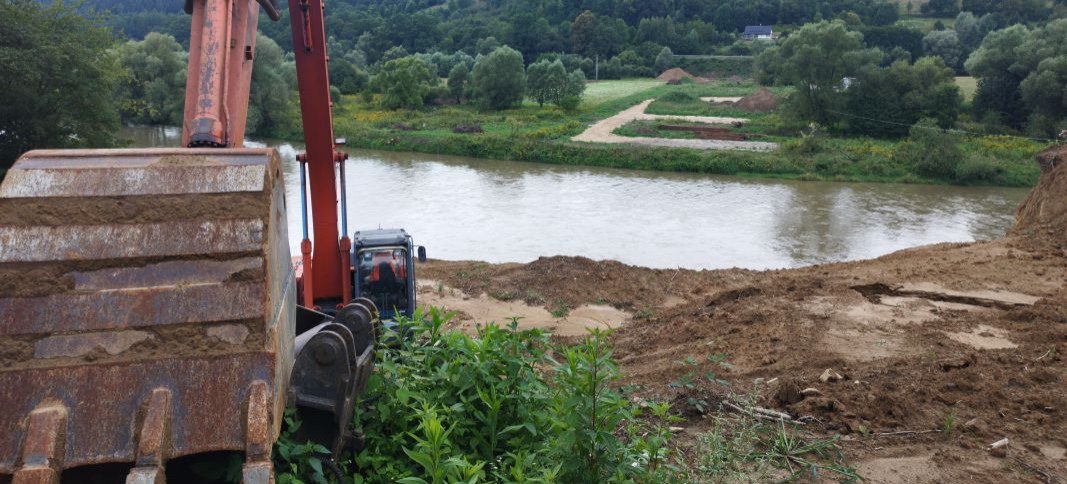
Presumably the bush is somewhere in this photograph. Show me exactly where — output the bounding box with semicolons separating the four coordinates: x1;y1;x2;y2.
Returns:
658;91;697;103
471;46;526;110
783;123;826;154
895;118;964;178
955;155;1001;182
295;308;682;484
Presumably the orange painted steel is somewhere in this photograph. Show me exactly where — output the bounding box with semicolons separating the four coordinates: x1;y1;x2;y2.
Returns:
182;0;260;148
288;0;348;305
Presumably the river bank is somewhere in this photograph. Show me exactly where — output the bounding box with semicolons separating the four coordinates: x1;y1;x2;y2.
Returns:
413;145;1067;483
319;80;1046;188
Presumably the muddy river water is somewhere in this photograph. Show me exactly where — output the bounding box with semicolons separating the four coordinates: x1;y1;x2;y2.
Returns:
125;126;1030;270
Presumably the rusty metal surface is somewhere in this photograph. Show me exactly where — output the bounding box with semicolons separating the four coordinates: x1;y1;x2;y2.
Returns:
0;148;273;197
0;148;295;474
0;354;278;473
0;282;264;336
182;0;262;148
73;257;262;291
0;219;265;262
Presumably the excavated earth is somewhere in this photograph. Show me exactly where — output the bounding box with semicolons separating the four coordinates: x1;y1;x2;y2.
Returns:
420;145;1067;483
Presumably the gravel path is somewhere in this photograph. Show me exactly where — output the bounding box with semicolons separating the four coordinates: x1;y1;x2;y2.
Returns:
701;96;744;103
572;99;778;152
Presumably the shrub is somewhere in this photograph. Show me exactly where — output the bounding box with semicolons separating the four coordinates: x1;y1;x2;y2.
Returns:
471;46;526;110
783;123;826;154
955;154;1001;182
558;70;586;110
658;91;697;103
895;118;964;178
282;308;683;484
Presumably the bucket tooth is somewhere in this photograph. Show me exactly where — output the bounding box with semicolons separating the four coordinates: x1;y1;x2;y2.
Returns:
12;405;67;484
125;388;172;484
242;381;275;484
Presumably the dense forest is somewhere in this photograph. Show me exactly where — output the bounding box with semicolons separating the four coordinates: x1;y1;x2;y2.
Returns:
97;0;906;61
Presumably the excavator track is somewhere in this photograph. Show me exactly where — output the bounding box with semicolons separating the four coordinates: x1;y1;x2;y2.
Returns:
0;148;294;483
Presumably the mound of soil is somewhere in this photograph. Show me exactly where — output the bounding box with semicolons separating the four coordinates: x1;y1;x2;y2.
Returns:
656;68;695;82
711;87;778;113
419;256;744;312
1011;144;1067;249
733;86;778;112
656;68;711;84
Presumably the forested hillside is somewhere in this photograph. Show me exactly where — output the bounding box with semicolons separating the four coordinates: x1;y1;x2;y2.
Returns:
92;0;903;60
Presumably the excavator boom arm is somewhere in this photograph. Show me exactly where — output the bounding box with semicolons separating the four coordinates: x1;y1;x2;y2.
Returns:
183;0;348;306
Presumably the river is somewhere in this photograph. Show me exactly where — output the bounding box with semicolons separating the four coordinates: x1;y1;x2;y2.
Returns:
122;126;1030;270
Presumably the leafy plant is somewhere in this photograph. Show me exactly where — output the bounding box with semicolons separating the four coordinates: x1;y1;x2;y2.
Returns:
943;410;957;435
549;298;570;318
303;307;681;484
275;409;333;484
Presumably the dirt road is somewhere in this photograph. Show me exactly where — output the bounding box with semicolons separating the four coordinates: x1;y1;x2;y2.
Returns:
419;145;1067;483
572;99;779;152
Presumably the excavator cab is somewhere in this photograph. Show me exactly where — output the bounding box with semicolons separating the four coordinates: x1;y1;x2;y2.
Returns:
352;229;426;321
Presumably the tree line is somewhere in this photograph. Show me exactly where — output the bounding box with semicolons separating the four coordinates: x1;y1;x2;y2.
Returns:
756;18;1067;140
104;0;906;67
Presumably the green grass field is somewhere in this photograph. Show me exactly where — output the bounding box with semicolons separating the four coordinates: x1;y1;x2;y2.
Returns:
955;76;978;102
582;79;664;107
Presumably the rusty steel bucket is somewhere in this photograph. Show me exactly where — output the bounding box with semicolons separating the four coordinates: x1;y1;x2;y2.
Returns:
0;148;295;483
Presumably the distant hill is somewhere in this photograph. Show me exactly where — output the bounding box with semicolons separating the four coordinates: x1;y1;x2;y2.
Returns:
89;0;906;68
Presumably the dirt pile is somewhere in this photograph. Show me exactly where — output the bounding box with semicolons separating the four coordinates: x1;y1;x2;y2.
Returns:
420;256;753;313
1011;144;1067;249
656;68;710;84
734;86;778;112
710;86;778;112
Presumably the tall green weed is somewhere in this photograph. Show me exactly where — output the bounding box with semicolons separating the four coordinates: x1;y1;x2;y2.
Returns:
311;307;681;484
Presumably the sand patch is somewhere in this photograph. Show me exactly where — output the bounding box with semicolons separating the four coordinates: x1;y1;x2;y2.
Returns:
897;282;1041;307
945;324;1018;350
854;455;939;483
418;280;631;337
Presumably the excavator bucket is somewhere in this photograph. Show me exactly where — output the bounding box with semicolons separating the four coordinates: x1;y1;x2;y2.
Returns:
0;148;295;483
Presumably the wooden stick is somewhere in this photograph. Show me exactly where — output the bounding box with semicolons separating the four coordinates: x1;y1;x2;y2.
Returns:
1011;457;1054;484
871;429;942;436
723;401;804;425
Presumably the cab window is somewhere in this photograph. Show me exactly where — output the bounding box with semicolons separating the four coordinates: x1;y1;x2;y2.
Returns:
357;247;409;314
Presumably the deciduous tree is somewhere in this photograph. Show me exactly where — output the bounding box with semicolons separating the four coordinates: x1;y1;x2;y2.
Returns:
447;62;469;104
759;21;881;125
371;56;437;110
0;0;121;174
470;46;526;110
114;32;187;125
922;30;963;72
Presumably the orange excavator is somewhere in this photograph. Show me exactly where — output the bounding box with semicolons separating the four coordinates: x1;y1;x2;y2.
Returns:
0;0;380;482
